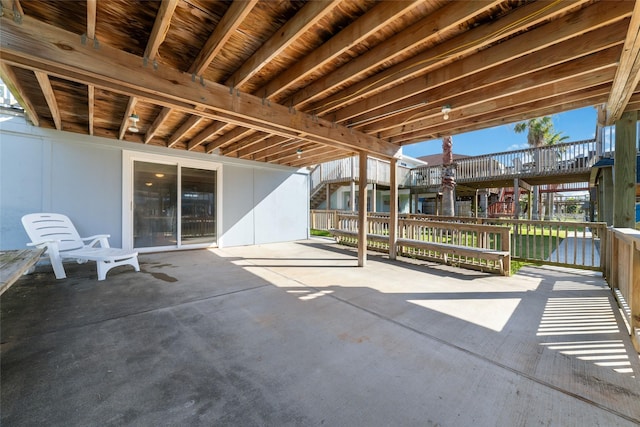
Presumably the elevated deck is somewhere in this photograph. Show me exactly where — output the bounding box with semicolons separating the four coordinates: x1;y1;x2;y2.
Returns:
411;139;598;195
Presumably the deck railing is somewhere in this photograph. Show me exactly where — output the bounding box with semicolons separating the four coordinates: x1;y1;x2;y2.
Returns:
311;210;606;271
411;139;598;186
310;156;413;195
331;212;510;274
605;228;640;352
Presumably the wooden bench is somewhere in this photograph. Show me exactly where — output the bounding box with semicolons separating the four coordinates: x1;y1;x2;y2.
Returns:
396;238;510;276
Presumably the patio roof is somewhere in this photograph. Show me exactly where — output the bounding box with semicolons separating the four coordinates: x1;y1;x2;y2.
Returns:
0;0;639;168
2;240;639;424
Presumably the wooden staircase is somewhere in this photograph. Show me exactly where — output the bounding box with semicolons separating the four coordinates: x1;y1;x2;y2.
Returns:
310;182;344;210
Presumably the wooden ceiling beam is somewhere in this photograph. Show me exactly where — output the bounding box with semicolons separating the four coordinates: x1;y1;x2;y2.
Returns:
187;121;227;151
87;85;94;135
204;1;340;157
167;114;202;148
304;0;593;116
379;47;620;140
368;36;624;135
144;106;172;144
394;76;614;145
405;91;609;146
253;139;312;162
339;4;630;127
188;0;258;76
605;0;640;125
258;0;421;102
285;148;349;168
118;96;138;140
86;0;96;39
122;0;178;144
0;62;39;126
204;127;254;153
287;0;505;110
227;0;337;90
34;71;61;130
236;135;290;159
86;0;96;136
220;133;274;157
144;0;178;61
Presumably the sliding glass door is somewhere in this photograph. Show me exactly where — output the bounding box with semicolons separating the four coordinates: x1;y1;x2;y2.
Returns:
181;167;216;245
125;152;219;251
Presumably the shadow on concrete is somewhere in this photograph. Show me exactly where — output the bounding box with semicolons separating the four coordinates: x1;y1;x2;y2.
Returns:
2;240;639;426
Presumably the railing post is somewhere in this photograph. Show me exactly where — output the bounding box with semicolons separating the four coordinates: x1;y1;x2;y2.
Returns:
389;158;398;260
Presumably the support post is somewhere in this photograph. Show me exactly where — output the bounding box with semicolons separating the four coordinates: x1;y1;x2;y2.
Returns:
326;183;331;210
358;151;368;267
389;158;398;260
613;111;637;228
513;179;521;219
372;183;377;213
602;167;614;225
350;156;356;212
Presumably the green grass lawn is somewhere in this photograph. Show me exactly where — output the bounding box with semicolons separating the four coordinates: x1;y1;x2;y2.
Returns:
311;229;331;237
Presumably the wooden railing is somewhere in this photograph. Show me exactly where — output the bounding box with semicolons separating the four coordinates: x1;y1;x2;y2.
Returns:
310;156;413;196
605;228;640;352
330;212;511;275
411;139;598;186
311;211;606;271
404;215;606;271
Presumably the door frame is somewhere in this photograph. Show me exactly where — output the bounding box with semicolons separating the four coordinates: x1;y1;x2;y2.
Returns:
122;151;222;252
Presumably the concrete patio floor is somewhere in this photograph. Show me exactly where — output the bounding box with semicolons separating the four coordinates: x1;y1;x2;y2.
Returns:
2;238;639;426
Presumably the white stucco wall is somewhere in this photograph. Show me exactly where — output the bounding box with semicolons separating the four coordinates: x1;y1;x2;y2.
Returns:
0;114;309;251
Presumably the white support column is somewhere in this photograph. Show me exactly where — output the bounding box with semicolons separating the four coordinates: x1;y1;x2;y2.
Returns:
389;158;398;260
326;183;330;210
358;151;368;267
372;183;377;212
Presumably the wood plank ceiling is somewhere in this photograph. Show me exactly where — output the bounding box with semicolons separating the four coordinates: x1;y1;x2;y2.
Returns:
1;0;639;168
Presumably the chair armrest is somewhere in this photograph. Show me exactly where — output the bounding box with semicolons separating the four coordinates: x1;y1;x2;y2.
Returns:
27;239;59;249
81;234;111;248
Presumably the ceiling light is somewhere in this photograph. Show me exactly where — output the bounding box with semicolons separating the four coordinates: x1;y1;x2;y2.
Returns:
154;173;165;178
296;148;303;159
441;105;452;120
128;113;140;133
145;182;153;187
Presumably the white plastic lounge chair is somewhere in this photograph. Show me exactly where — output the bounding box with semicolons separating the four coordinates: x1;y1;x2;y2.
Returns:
21;213;140;281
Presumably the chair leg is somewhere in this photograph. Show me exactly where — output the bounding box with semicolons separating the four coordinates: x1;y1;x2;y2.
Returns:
96;256;140;281
49;250;67;279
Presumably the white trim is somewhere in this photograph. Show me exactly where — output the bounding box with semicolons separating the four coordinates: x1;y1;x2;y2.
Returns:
122;151;221;252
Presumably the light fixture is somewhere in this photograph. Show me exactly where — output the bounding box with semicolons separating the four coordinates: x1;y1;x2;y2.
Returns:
128;112;140;133
145;182;153;187
296;148;303;159
154;173;165;178
441;105;452;120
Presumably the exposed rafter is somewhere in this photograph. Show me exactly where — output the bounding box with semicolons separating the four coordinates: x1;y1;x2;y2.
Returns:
605;0;640;124
188;0;258;76
34;71;61;130
0;17;399;158
0;62;39;126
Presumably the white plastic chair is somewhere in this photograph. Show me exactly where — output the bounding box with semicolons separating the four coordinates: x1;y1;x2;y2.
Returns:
21;213;140;281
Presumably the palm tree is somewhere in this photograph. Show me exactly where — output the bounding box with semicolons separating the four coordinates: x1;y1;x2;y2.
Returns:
513;116;569;219
514;116;568;147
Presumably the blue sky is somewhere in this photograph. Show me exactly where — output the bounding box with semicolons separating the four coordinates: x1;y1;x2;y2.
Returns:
401;106;598;158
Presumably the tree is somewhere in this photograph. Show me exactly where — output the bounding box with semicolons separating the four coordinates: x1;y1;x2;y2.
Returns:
513;116;569;219
514;116;568;147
